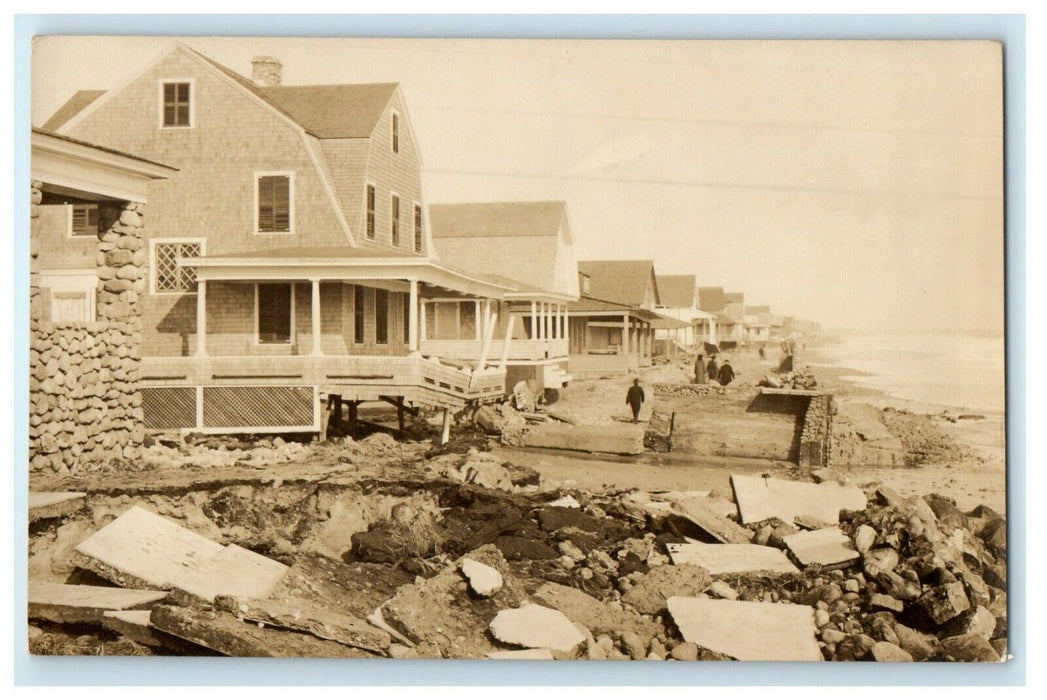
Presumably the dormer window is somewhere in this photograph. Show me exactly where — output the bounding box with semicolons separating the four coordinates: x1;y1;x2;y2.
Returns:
255;172;293;234
391;112;400;154
161;81;192;128
70;203;99;237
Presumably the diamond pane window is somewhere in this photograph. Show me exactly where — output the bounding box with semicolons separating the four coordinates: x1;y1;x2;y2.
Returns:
153;241;202;293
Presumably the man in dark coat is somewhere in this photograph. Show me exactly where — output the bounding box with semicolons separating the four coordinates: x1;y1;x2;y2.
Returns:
707;356;719;384
626;378;645;423
717;358;736;386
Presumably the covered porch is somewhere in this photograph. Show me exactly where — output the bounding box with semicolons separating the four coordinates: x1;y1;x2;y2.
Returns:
141;248;515;437
566;304;661;377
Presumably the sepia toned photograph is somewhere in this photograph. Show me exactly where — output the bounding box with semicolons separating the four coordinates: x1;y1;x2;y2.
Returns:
26;35;1007;663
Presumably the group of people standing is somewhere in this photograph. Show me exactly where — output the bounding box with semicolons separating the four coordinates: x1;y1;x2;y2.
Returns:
694;353;735;386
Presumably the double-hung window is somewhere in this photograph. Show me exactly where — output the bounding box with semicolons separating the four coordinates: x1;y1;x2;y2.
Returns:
366;185;376;239
390;195;400;246
375;289;389;345
257;283;293;344
413;204;423;253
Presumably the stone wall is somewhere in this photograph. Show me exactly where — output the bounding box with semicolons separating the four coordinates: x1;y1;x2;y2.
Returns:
29;182;146;473
798;392;835;468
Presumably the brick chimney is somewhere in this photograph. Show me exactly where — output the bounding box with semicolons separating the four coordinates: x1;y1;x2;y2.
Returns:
251;56;283;87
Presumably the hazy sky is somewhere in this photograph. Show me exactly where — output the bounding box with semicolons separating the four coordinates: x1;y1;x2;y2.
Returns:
32;37;1004;333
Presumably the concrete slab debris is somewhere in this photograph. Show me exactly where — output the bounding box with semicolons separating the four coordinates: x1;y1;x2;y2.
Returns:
547;494;581;509
532;581;659;639
520;423;644;455
149;604;374;658
783;527;861;567
730;474;867;525
28;582;167;624
669;498;752;544
666;596;822;661
72;505;225;589
28;491;86;522
488;604;586;654
173;544;288;604
102;610;207;654
664;542;800;575
214;595;390;654
621;565;712;615
486;648;555;660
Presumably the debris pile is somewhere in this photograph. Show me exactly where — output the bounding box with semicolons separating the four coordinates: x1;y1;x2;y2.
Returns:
27;446;1007;662
652;383;727;398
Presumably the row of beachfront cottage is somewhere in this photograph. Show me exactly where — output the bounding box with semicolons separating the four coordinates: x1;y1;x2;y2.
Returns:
29;43;818;444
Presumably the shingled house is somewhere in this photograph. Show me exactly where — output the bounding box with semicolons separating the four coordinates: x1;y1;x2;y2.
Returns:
567;260;662;376
744;304;772;343
654;274;714;353
429;201;579;394
44;42;518;439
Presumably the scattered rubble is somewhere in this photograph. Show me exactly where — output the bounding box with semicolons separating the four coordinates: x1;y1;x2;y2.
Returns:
27;432;1007;662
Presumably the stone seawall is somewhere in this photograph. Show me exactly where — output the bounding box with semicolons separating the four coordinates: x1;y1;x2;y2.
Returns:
799;393;835;468
29;183;145;473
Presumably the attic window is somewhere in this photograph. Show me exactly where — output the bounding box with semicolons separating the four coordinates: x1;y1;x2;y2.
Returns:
70;204;99;237
391;112;400;154
162;82;192;127
256;173;293;234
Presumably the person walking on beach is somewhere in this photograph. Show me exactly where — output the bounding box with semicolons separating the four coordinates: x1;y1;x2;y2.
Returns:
707;356;719;385
694;354;707;384
717;358;736;386
758;345;766;360
626;378;645;423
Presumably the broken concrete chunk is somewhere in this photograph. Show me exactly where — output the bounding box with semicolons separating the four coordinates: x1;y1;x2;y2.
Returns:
532;581;658;639
621;564;712;615
547;494;580;509
28;491;86;522
853;524;878;553
72;505;224;590
869;641;914;662
731;474;867;525
707;581;739;600
486;648;555;660
488;604;586;654
664;542;800;575
102;610;207;654
149;604;374;658
669;498;752;544
938;634;1000;662
214;595;391;654
28;582;167;624
783;527;861;568
520;423;644;455
173;544;288;605
460;558;504;598
666;596;822;661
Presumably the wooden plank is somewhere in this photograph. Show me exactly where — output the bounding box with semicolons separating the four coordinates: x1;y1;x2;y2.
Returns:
172;544;288;605
28;491;86;522
28;582;168;624
669;498;752;544
667;596;822;661
730;474;867;525
72;505;225;590
664;542;800;575
149;604;375;658
783;527;861;567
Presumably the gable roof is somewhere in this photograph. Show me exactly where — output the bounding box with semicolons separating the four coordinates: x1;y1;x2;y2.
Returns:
577;260;657;308
256;84;399;139
41;90;106;131
724;292;745;304
746;305;771;315
697;286;724;313
656;274;697;309
429;201;567;239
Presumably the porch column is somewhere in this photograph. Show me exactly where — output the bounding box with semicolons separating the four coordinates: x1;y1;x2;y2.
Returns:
420;299;427;341
499;314;516;370
408;278;418;351
622;314;629;355
531;301;537;340
551;304;558;339
310;279;323;356
195;280;207;357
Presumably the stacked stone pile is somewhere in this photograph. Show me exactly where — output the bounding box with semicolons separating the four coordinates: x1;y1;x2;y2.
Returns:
799;394;834;468
652;383;726;398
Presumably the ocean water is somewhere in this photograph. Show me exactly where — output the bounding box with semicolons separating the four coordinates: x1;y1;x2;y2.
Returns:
806;331;1007;414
